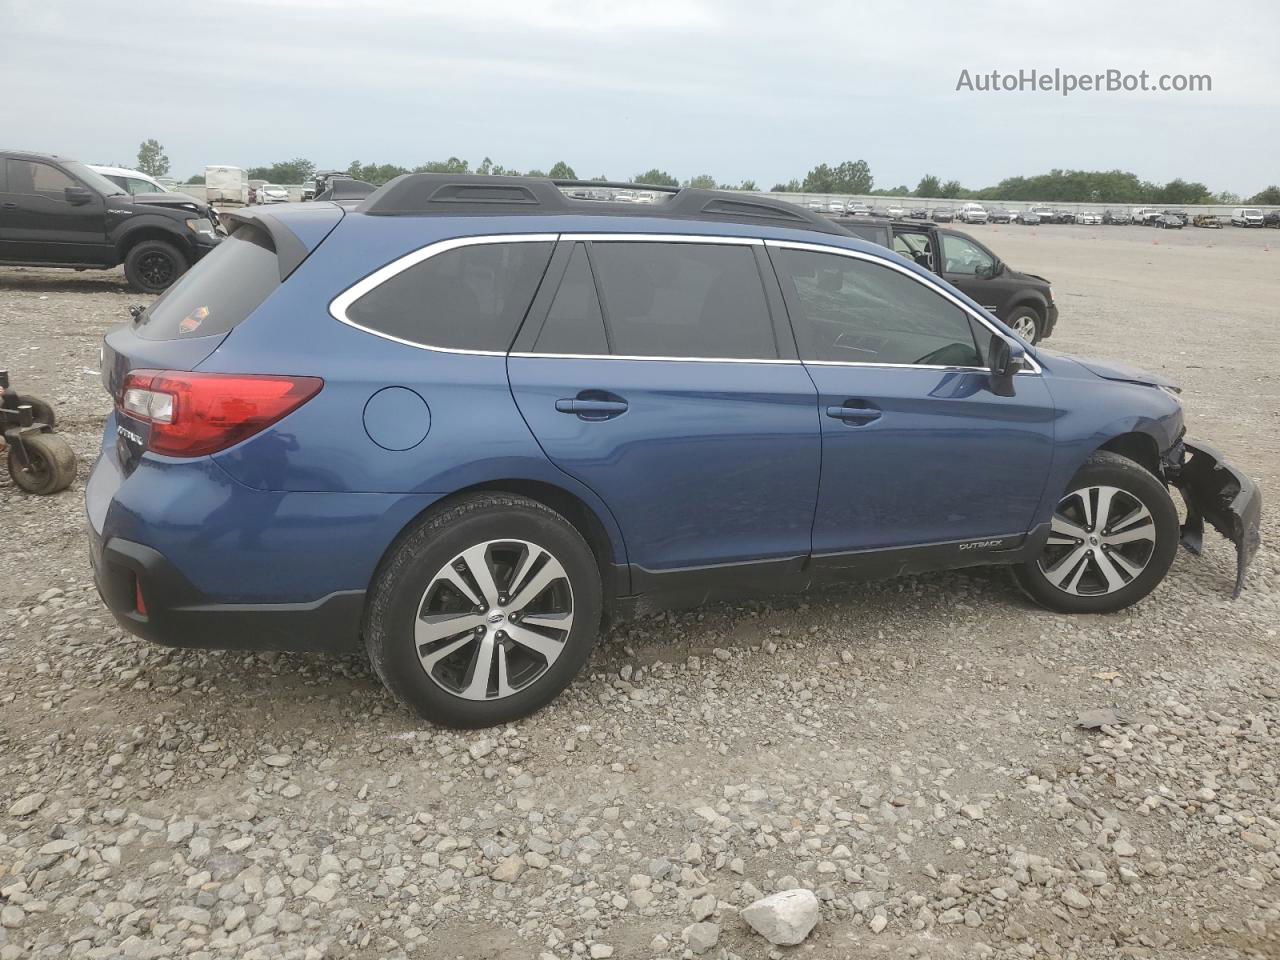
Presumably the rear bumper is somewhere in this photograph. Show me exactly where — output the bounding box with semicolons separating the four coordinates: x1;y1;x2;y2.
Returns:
90;530;365;653
1167;440;1262;597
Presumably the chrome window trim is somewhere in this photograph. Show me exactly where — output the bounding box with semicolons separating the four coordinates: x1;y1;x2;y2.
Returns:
329;231;1039;373
509;352;799;364
765;239;1042;374
329;233;558;356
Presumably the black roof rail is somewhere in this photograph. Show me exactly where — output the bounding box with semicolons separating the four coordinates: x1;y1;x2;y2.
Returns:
356;174;845;235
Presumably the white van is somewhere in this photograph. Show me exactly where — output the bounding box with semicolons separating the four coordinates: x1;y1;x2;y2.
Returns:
205;165;248;204
1231;207;1264;227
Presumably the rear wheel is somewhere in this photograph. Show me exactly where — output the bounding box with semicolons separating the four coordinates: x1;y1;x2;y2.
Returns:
7;433;77;495
364;494;603;728
1014;452;1178;613
124;240;187;293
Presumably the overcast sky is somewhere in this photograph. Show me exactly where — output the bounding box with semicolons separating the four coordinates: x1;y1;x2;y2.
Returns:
3;0;1277;194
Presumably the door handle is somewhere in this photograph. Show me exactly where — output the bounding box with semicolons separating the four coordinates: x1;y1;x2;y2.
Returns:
0;202;16;210
555;396;628;420
826;401;882;425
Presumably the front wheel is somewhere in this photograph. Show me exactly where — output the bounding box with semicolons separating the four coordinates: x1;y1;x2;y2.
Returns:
364;493;603;728
1014;452;1179;613
1004;306;1042;343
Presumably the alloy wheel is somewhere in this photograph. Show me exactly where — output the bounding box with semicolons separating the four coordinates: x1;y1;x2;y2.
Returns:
1038;485;1157;596
138;251;175;288
1009;314;1039;340
414;539;574;700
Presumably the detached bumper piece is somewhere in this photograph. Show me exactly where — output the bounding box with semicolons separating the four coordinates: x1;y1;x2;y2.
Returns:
1169;440;1262;597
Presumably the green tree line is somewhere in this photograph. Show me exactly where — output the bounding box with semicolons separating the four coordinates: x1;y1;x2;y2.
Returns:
173;143;1279;205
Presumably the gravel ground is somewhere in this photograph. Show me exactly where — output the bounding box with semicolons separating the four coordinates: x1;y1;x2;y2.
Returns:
0;224;1277;960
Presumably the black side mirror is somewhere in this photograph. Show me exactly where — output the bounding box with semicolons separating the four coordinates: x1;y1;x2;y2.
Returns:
65;186;93;205
989;334;1026;396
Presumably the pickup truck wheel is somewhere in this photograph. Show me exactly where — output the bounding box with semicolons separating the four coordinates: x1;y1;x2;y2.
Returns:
1014;452;1178;614
124;240;187;293
1005;307;1042;343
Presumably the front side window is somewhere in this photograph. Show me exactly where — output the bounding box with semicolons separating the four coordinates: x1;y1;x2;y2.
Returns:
344;241;554;352
776;247;982;367
940;234;995;276
6;159;76;198
892;232;933;270
588;241;777;359
126;177;156;195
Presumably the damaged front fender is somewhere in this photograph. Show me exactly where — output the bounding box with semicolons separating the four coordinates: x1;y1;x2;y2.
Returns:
1165;440;1262;597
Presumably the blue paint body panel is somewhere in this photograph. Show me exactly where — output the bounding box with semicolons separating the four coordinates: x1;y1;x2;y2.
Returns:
86;201;1192;653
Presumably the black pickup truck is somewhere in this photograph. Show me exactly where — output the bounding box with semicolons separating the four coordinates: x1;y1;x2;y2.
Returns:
0;150;221;292
832;215;1058;343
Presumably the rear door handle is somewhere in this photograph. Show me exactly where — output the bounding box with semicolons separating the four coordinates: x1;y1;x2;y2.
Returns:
826;401;882;425
555;395;628;420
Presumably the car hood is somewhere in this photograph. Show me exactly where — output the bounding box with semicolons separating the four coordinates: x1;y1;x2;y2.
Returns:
128;192;210;215
1046;351;1180;391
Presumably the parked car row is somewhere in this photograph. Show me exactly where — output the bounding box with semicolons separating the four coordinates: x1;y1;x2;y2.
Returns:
802;200;1279;229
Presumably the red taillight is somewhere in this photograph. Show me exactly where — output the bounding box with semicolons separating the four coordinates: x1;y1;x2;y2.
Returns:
134;579;147;615
118;370;322;457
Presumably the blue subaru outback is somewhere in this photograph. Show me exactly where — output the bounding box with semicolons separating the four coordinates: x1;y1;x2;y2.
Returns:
88;176;1261;727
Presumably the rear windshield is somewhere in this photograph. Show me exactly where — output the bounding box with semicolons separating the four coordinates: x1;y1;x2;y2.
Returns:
134;227;280;340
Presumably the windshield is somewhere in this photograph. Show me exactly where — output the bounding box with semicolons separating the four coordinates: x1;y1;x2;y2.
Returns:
1244;209;1261;216
65;161;127;197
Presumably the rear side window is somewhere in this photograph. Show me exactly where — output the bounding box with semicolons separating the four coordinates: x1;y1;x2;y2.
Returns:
345;241;553;352
135;227;280;341
533;244;609;355
589;241;777;359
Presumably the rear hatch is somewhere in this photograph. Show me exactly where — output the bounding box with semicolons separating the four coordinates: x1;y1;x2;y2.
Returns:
102;205;343;473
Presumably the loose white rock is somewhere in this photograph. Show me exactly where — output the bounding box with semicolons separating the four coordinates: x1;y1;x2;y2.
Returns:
740;888;820;945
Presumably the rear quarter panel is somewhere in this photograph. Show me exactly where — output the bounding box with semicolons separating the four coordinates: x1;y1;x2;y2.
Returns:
196;214;629;564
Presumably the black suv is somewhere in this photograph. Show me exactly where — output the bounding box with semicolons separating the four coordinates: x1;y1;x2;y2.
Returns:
834;217;1057;342
0;151;221;292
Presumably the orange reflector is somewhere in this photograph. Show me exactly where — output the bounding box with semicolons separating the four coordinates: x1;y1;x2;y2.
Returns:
135;579;147;616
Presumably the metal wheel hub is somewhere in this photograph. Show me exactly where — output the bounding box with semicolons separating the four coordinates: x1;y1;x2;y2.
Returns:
414;539;574;701
1038;484;1157;596
1010;314;1038;339
139;252;174;286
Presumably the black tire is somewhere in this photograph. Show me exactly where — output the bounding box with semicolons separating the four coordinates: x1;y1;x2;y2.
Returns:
7;433;77;495
1004;306;1043;344
1014;451;1178;614
123;240;187;294
364;493;603;728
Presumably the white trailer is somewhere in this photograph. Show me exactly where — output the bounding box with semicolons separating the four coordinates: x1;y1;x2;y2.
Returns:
205;165;248;205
